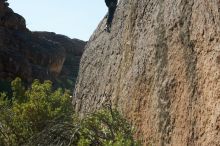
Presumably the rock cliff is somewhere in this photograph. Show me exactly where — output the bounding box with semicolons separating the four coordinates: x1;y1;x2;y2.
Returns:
0;0;85;89
73;0;220;145
32;32;86;89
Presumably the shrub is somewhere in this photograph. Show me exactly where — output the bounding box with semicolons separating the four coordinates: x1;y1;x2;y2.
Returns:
0;78;72;145
0;78;140;146
78;105;139;146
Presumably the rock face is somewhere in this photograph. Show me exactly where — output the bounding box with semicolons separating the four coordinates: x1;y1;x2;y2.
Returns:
73;0;220;145
0;0;85;89
32;32;86;89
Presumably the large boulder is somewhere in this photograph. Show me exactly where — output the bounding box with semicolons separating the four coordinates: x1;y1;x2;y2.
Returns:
73;0;220;145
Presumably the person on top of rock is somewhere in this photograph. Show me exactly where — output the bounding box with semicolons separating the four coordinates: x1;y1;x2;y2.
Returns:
105;0;118;32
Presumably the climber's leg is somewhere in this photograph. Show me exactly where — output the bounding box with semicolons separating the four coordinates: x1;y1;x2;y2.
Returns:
105;3;117;32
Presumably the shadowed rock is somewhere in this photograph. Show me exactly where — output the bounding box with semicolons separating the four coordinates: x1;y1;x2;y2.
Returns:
0;0;86;89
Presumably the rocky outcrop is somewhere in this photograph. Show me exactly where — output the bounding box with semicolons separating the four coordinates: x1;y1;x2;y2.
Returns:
33;32;86;88
0;0;26;30
74;0;220;145
0;0;85;89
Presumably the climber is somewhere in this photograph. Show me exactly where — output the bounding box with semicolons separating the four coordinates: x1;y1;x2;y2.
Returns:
105;0;118;32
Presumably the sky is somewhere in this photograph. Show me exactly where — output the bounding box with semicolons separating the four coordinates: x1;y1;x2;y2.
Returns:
8;0;107;41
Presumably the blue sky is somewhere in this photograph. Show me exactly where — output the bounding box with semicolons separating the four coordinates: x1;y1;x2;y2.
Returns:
8;0;107;41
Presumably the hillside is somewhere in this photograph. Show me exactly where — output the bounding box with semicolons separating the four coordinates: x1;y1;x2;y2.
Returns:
73;0;220;145
0;0;85;90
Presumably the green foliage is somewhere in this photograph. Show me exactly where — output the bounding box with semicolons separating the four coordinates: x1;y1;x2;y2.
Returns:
11;77;26;102
78;106;139;146
0;78;72;145
28;107;140;146
0;78;140;146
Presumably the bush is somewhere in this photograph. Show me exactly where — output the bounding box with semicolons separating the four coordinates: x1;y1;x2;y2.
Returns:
0;78;140;146
78;105;138;146
0;78;72;145
28;106;140;146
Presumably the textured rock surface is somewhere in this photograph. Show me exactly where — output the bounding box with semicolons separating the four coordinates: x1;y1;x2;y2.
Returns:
32;32;86;89
74;0;220;145
0;0;85;89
